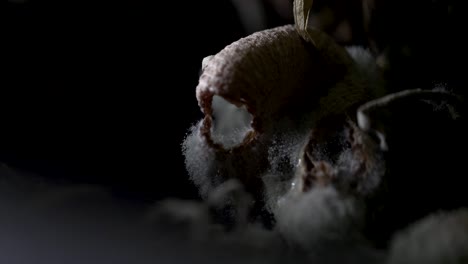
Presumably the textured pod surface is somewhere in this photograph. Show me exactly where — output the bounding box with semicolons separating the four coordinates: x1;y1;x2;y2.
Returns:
197;25;379;150
185;23;383;205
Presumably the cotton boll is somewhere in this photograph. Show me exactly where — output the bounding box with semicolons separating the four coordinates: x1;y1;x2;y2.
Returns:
388;209;468;264
185;31;386;207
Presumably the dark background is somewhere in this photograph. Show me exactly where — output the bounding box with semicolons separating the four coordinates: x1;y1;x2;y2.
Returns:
3;0;291;202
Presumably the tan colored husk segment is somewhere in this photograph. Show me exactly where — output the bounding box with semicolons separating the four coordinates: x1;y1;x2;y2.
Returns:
196;24;370;151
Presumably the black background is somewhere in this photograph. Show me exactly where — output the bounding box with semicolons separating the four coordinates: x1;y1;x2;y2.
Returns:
4;0;291;202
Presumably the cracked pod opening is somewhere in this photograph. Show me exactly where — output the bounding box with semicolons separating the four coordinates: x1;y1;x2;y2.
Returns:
210;95;254;149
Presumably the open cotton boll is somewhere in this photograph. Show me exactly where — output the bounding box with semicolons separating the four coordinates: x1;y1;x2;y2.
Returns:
388;209;468;264
185;25;387;201
183;44;386;208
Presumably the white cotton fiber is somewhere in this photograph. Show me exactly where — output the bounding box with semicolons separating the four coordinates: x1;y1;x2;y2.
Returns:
182;121;219;198
261;120;313;211
210;95;253;149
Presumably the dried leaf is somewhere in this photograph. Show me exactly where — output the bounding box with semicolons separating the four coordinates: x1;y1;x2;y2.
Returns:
293;0;314;41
